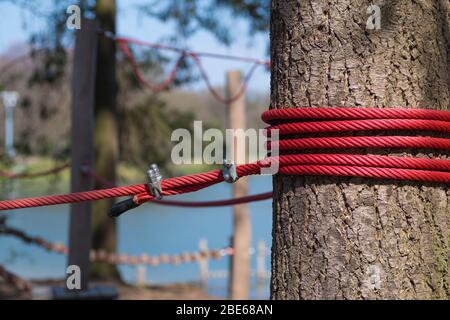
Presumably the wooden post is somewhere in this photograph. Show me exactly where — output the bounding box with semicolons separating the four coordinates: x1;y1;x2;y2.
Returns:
1;91;19;159
135;265;147;287
256;240;266;285
67;19;98;290
198;238;209;288
226;70;251;300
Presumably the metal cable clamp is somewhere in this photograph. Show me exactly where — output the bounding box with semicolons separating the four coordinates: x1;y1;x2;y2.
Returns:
147;164;163;199
222;159;238;183
108;163;163;218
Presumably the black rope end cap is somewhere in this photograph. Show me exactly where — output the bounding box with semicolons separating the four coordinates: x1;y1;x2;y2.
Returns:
108;198;140;218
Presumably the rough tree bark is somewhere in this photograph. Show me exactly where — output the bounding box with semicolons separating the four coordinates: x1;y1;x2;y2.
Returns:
91;0;120;279
271;1;450;299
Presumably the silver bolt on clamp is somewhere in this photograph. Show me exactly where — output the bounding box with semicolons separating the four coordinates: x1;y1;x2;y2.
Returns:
222;159;239;183
147;164;163;200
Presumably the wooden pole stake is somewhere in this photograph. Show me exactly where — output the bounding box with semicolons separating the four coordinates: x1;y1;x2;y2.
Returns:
226;70;251;300
198;238;209;288
67;19;98;290
256;240;266;285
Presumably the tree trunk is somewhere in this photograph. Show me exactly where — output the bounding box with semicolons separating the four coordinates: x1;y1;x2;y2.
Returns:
91;0;120;280
270;0;450;299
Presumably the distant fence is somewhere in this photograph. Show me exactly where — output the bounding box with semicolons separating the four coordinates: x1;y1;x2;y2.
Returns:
0;222;270;290
135;238;270;287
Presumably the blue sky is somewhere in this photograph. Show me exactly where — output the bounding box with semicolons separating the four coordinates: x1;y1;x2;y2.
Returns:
0;0;270;94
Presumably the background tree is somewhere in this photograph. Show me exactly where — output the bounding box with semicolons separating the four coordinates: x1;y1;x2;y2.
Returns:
90;0;120;279
138;0;269;44
270;0;449;299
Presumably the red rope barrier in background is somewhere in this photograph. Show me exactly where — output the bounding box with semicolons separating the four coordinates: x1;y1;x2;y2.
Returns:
0;223;231;266
112;35;269;66
118;40;187;92
113;34;269;103
1;107;450;212
1;32;269;106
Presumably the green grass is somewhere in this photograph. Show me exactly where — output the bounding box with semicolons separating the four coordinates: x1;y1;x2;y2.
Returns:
0;156;219;196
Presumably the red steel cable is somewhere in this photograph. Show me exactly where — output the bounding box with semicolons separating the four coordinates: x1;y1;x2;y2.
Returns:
271;136;450;152
2;154;450;211
270;119;450;135
279;165;450;184
262;154;450;172
189;53;261;104
0;163;261;210
138;191;273;207
2;107;450;211
262;107;450;122
82;166;272;207
118;39;187;92
115;35;269;103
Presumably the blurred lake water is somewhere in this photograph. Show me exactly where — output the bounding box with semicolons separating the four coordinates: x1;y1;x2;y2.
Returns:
0;175;272;299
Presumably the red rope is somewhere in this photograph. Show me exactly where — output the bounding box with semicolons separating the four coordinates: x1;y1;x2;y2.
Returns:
118;39;187;92
269;153;450;171
263;107;450;183
262;107;450;122
189;53;261;104
82;166;271;207
270;119;450;135
271;136;450;152
115;36;269;103
138;191;273;207
279;165;450;183
1;107;450;212
0;164;261;210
